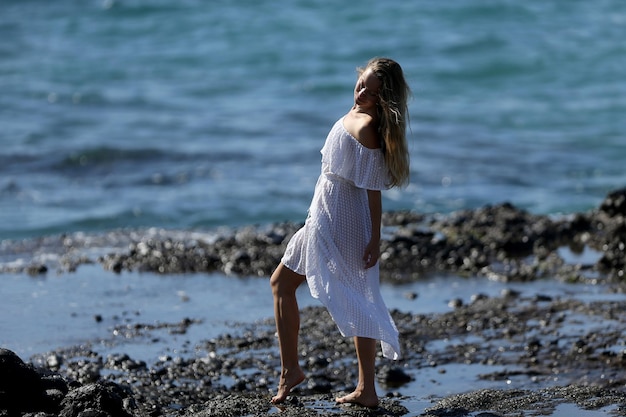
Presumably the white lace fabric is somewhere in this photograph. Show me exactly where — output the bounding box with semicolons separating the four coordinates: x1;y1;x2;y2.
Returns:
282;118;401;360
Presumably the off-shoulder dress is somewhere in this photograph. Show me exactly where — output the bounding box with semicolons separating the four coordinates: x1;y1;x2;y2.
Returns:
281;117;400;360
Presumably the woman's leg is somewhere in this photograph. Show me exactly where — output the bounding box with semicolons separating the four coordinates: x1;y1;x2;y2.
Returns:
336;336;379;408
270;262;306;404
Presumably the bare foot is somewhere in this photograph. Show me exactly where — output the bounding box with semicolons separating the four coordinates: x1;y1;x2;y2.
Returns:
335;390;379;409
270;368;305;404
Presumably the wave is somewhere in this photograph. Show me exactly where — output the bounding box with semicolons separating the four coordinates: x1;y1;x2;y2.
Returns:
0;146;252;177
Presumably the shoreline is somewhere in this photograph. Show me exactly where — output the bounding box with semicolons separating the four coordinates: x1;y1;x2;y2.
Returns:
3;290;626;416
2;190;626;287
1;189;626;416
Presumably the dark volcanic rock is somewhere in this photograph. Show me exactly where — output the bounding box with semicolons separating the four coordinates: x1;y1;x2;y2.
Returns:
0;348;44;413
97;224;301;277
599;187;626;217
0;349;135;417
0;348;73;414
590;188;626;278
59;381;135;417
89;189;626;285
2;189;626;286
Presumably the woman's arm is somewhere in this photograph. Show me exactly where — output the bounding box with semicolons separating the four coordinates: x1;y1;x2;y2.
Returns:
364;189;382;269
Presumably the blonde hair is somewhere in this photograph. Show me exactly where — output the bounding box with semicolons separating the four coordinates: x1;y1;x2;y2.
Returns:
358;57;411;188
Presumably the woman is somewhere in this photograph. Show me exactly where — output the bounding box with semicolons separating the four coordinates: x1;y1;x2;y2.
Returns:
270;57;411;408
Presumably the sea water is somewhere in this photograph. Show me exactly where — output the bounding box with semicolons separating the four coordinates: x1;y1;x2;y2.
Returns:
1;0;625;364
2;0;625;240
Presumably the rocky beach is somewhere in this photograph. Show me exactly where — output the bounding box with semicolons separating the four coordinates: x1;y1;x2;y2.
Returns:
2;189;626;416
4;0;626;415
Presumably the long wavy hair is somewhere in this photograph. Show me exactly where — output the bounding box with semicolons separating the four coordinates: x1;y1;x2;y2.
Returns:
358;57;411;188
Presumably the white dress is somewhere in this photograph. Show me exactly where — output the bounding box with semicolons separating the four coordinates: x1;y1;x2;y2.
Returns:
281;117;401;360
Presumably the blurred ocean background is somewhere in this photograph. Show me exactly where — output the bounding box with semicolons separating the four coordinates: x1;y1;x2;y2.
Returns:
1;0;625;366
2;0;625;240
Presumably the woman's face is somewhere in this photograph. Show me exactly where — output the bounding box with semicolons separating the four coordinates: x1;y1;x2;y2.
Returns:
354;68;381;109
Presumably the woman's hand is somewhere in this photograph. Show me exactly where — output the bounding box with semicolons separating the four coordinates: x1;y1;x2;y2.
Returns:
363;239;380;269
364;189;382;269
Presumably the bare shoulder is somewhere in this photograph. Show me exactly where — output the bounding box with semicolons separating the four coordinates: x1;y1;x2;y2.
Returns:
343;113;381;149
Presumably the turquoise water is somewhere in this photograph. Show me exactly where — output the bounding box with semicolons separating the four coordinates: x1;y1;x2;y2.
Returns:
2;0;625;240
